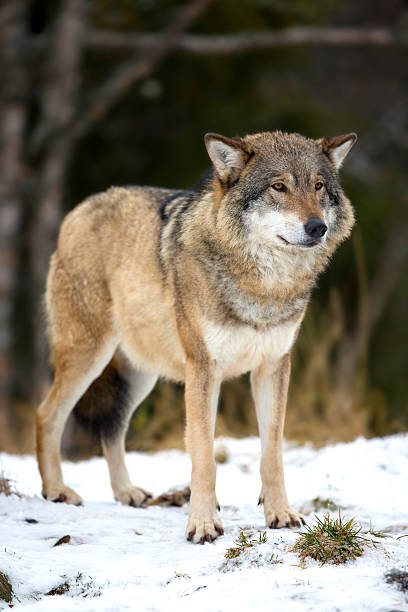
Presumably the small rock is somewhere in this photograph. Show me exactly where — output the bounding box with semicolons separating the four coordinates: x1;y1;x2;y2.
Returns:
215;444;229;464
53;535;71;547
0;571;13;603
385;568;408;592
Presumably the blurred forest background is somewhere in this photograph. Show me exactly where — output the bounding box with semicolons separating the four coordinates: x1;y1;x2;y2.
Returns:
0;0;407;457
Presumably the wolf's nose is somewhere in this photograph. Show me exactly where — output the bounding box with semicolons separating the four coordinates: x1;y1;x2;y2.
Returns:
304;217;327;238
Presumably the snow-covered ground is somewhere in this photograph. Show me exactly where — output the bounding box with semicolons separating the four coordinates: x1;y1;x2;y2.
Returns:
1;435;408;611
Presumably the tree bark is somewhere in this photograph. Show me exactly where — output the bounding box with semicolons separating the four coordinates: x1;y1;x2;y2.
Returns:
0;0;28;449
30;0;86;400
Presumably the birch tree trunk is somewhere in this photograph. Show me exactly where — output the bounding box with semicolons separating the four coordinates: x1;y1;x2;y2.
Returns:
29;0;86;400
0;0;28;449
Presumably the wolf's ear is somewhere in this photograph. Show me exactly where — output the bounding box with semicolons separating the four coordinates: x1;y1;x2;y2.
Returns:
319;133;357;170
204;133;251;184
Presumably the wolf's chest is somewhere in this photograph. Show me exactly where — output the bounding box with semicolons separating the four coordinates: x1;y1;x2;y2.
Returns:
204;318;299;378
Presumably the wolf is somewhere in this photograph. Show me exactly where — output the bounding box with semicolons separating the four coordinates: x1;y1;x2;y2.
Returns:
36;130;356;543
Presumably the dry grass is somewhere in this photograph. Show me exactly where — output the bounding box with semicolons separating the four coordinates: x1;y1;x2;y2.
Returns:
0;472;21;497
0;476;12;496
146;485;190;507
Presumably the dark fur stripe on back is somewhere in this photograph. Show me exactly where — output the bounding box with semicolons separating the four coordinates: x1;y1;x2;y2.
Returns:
159;190;185;220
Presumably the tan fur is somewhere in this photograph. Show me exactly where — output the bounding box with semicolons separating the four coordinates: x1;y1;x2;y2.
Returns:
36;130;356;543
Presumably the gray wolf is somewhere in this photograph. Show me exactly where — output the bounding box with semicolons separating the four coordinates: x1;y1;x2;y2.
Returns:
36;130;356;543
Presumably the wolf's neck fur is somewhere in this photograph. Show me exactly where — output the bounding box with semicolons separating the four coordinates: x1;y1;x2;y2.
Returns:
200;239;323;328
180;195;337;329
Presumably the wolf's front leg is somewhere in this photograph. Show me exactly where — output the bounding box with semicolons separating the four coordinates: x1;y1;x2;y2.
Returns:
251;354;305;529
184;359;223;544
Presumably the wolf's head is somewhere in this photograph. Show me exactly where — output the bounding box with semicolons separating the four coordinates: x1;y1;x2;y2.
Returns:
204;131;356;255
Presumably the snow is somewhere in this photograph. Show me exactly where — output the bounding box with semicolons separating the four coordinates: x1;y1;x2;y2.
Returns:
1;435;408;611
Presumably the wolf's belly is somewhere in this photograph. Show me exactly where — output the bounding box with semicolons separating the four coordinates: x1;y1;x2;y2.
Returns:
112;285;186;382
119;323;186;382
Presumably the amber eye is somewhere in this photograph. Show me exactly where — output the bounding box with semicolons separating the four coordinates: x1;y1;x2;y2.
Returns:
272;182;286;192
315;181;324;191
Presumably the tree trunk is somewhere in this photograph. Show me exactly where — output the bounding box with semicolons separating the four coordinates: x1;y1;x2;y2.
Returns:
29;0;86;401
0;0;28;449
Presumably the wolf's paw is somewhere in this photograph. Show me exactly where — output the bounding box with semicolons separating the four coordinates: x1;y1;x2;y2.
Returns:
186;513;224;544
264;505;305;529
114;485;152;507
42;485;83;506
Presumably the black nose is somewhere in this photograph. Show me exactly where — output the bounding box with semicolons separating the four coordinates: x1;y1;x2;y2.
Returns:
304;217;327;239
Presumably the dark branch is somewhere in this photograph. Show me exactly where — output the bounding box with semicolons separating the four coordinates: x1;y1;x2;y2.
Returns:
71;0;214;142
85;27;404;54
29;0;214;153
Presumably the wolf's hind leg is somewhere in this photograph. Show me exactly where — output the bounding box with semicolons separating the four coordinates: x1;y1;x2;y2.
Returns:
100;366;158;507
36;337;117;505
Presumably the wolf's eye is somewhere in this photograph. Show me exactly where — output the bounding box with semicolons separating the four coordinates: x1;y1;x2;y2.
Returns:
272;182;286;192
315;181;324;190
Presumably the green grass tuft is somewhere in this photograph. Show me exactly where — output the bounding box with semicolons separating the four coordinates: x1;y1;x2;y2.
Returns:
222;529;279;572
224;530;267;560
292;513;376;565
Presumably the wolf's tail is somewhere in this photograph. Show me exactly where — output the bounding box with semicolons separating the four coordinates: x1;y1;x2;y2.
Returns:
73;358;131;441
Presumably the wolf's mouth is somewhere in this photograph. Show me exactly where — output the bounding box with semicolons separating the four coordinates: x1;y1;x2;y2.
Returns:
277;235;321;248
